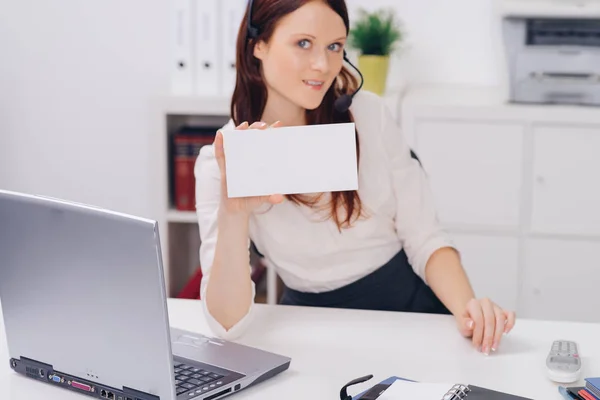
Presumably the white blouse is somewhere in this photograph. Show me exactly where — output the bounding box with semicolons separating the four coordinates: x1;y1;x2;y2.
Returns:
194;90;457;340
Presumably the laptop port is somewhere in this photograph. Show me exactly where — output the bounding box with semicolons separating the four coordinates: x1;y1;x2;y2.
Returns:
205;388;231;400
100;389;107;398
72;380;93;392
107;392;114;399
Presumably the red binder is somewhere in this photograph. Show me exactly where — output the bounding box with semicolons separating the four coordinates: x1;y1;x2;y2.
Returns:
173;133;214;211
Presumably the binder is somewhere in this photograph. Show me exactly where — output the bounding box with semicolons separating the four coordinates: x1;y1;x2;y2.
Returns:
346;376;533;400
170;0;194;96
193;0;219;97
219;0;246;97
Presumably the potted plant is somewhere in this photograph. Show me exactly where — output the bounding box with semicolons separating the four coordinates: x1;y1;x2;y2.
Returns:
348;8;403;95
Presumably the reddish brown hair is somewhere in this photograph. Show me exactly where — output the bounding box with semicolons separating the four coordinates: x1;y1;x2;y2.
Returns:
231;0;363;230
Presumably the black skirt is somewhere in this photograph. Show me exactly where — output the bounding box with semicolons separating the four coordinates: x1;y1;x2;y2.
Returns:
278;249;451;315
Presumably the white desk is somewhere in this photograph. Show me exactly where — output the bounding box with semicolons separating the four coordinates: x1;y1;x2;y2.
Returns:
2;299;600;400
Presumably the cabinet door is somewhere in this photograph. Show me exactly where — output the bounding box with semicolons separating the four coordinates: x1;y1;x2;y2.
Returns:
450;233;520;312
519;238;600;323
531;125;600;236
416;120;524;229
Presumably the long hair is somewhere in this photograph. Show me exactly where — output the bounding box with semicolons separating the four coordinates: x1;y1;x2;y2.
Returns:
231;0;364;230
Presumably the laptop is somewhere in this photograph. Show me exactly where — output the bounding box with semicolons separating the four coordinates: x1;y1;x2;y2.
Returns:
0;190;291;400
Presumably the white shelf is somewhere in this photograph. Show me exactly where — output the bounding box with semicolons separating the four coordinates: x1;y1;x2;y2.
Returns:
498;0;600;18
167;210;197;224
160;95;230;116
402;84;600;125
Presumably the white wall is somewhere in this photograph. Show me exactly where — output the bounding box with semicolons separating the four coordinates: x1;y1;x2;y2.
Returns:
0;0;170;218
346;0;502;89
0;0;501;218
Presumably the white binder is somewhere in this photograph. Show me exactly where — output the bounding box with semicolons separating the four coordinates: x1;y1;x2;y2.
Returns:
194;0;219;97
170;0;194;96
219;0;247;97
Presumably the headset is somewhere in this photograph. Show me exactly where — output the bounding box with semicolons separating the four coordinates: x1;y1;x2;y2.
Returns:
246;0;364;113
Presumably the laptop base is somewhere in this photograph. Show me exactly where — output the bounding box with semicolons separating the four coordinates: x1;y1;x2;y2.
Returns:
10;356;159;400
171;356;245;399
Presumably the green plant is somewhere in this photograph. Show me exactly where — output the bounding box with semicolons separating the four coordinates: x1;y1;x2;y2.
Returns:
348;8;403;56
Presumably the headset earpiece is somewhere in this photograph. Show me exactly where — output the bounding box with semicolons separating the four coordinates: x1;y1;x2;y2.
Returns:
247;0;259;39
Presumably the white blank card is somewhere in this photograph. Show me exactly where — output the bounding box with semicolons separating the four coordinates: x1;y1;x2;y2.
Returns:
222;122;358;198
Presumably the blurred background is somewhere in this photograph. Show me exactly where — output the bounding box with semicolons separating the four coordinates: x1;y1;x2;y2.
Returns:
1;0;599;323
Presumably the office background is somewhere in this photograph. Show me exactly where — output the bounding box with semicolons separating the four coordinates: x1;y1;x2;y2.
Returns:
1;0;598;323
0;0;499;218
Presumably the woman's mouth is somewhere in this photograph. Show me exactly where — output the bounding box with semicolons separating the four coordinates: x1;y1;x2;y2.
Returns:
303;80;324;90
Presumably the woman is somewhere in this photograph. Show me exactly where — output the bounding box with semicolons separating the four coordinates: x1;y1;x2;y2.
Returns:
194;0;516;355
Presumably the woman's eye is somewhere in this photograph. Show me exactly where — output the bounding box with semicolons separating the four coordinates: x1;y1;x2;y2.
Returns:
298;39;311;49
329;43;342;52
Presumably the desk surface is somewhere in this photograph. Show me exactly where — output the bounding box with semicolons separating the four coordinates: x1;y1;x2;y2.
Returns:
2;298;600;400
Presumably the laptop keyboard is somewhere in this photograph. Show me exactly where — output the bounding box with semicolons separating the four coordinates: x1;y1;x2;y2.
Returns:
174;362;228;397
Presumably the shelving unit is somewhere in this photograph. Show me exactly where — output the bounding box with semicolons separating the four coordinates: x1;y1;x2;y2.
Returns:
160;96;231;116
150;94;278;303
166;210;197;224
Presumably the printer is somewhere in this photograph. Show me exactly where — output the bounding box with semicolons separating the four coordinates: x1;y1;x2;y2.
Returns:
500;0;600;106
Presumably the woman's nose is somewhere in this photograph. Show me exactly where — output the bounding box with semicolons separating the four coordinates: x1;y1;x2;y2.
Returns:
310;49;330;74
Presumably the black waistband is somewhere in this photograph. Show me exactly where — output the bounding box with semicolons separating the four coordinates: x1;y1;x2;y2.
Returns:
279;250;451;315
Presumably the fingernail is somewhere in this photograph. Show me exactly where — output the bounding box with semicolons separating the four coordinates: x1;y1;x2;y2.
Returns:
466;320;473;329
259;121;267;127
492;343;497;352
482;346;489;355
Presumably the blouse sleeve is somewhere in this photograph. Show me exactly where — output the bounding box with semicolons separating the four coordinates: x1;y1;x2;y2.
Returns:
194;141;256;340
377;95;459;284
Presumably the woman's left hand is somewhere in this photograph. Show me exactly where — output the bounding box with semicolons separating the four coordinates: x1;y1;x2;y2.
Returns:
456;298;516;355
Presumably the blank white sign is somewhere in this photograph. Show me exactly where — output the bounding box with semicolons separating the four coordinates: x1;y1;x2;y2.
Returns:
221;122;358;198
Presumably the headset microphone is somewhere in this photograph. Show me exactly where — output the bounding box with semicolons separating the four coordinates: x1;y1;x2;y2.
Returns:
246;0;364;113
333;51;364;113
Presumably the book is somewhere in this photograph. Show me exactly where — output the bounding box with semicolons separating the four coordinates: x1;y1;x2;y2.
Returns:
354;377;533;400
585;378;600;399
172;127;215;211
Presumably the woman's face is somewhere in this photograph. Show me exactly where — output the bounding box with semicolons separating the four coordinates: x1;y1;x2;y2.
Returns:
253;1;347;110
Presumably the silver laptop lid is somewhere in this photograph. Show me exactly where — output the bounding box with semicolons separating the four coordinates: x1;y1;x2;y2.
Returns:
0;190;176;400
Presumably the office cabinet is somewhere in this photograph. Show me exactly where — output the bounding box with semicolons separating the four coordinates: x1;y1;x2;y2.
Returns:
416;120;524;229
450;233;520;312
519;238;600;323
530;125;600;236
402;84;600;323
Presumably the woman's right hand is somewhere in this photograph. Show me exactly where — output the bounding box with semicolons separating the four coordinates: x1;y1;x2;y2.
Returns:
214;120;285;216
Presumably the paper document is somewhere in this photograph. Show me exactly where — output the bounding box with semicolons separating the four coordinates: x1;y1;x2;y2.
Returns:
378;380;457;400
221;122;358;198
